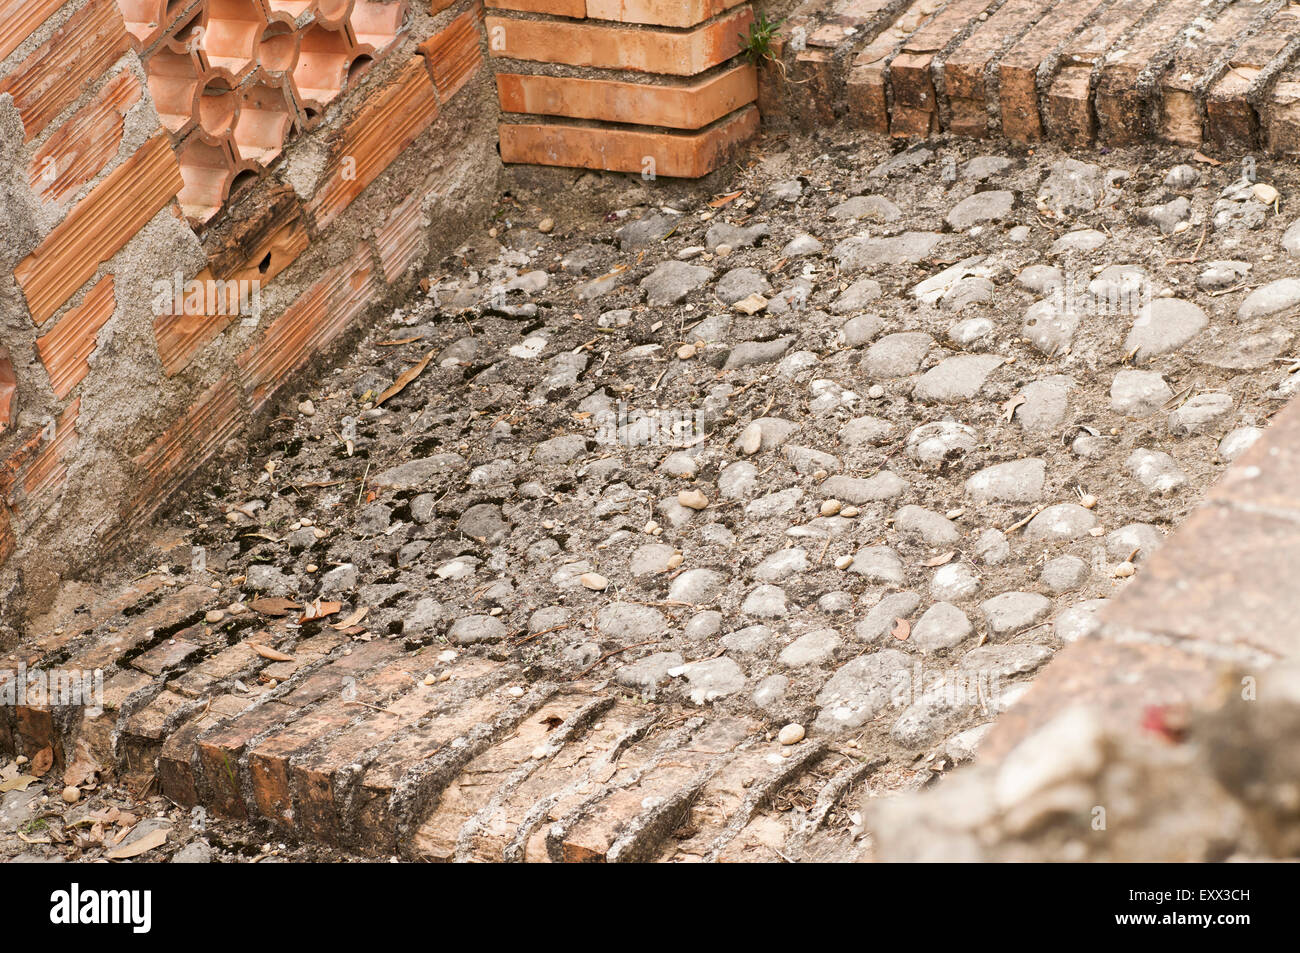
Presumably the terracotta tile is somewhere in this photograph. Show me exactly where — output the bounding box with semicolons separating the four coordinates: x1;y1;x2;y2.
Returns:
418;5;483;101
151;267;260;377
27;70;142;207
0;0;70;63
292;22;354;113
307;58;440;232
0;346;15;434
203;0;265;81
233;76;297;165
113;0;183;48
36;276;116;400
21;399;80;506
177;134;244;225
349;0;409;50
499;103;758;177
496;63;756;129
143;40;203;137
484;7;752;75
0;0;131;141
202;183;309;285
236;243;377;410
15;134;183;325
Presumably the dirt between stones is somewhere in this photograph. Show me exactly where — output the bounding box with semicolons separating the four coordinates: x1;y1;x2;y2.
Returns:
6;127;1300;862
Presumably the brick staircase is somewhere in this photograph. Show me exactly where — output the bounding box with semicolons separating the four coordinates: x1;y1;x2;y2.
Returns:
773;0;1300;156
488;0;761;176
1;584;878;860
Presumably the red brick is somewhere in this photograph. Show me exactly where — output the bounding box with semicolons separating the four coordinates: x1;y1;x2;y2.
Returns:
197;701;296;817
1206;6;1300;148
15;134;183;325
236;242;377;411
999;0;1107;141
484;8;752;74
1158;0;1263;145
419;5;483;100
62;584;216;671
14;704;61;765
308;58;440;232
131;637;202;676
845;0;931;132
499;104;758;177
497;64;757;128
943;0;1060;138
373;192;426;282
79;668;155;771
0;0;130;140
248;704;354;826
485;0;583;15
27;70;142;207
151;267;255;378
887;0;999;138
35;276;115;399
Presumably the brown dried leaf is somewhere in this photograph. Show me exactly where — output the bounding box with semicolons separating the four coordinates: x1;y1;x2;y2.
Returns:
298;599;342;623
249;597;301;616
709;190;744;208
248;642;295;662
1192;151;1222;166
891;618;911;642
30;746;54;777
1002;394;1025;423
105;826;169;860
332;606;370;630
375;349;435;406
0;774;37;793
923;551;955;567
63;741;100;787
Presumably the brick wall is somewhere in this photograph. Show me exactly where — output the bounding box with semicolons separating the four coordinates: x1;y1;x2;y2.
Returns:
0;0;497;617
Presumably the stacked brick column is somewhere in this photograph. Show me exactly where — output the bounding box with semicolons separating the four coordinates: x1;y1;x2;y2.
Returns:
0;0;493;605
487;0;760;177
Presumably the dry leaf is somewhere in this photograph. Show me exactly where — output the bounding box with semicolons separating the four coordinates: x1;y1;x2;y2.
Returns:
248;642;295;662
105;826;169;860
1192;151;1222;166
377;335;424;347
63;741;101;787
332;606;370;630
249;597;301;616
0;774;37;793
30;746;53;777
298;599;342;623
924;551;955;567
891;618;911;642
708;190;744;208
375;349;434;406
1002;394;1025;423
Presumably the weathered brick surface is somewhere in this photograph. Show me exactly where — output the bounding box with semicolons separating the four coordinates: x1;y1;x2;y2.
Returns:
497;65;757;128
15;134;183;325
998;0;1106;141
0;0;130;140
943;0;1055;138
419;4;485;100
845;0;934;132
27;70;142;207
485;9;752;74
1205;4;1300;147
20;398;79;506
585;0;749;28
1157;0;1265;146
35;277;115;400
499;104;759;177
0;0;67;63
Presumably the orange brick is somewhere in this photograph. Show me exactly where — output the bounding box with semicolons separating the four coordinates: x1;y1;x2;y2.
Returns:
1159;0;1263;146
1206;6;1300;148
307;58;440;232
0;346;14;432
197;700;296;818
36;276;115;399
374;192;425;282
117;375;246;533
999;0;1106;142
585;0;747;29
15;134;183;325
1044;0;1164;147
845;0;931;132
497;64;757;129
21;398;79;506
151;267;262;377
419;5;484;100
0;0;67;62
249;704;354;826
0;0;131;140
236;243;377;411
484;7;752;75
486;0;583;14
27;70;141;206
887;0;999;138
942;0;1050;137
499;103;758;177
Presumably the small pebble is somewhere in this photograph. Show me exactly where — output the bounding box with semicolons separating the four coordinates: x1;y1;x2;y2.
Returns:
778;724;806;745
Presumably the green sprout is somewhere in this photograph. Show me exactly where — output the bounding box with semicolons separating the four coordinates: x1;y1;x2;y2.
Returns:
739;14;785;67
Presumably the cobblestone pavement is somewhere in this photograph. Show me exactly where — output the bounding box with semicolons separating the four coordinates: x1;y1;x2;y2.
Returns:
6;128;1300;861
